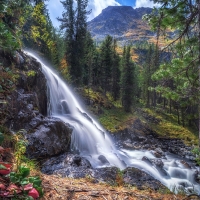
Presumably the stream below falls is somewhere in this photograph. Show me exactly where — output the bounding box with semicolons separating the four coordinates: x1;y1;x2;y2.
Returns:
25;51;200;194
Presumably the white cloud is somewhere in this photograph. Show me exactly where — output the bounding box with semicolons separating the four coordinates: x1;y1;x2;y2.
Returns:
87;0;120;21
47;0;121;27
134;0;157;8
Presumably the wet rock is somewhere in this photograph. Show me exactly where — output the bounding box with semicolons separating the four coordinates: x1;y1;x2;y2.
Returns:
14;51;24;65
151;159;169;177
152;159;164;168
151;150;162;158
60;100;70;114
29;114;44;129
43;154;93;179
42;154;167;191
155;148;164;155
98;155;110;165
93;167;119;184
179;160;191;169
25;118;73;159
72;155;82;166
194;170;200;184
5;51;47;131
142;156;153;166
143;144;150;149
42;153;92;176
123;167;166;190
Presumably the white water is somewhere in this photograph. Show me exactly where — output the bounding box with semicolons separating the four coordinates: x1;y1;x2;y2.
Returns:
25;51;200;194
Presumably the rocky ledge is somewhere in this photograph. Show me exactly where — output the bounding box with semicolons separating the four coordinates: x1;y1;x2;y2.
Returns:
111;118;195;161
41;153;166;191
3;51;73;160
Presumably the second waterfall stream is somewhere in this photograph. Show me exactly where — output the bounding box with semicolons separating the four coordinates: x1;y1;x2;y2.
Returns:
25;51;200;194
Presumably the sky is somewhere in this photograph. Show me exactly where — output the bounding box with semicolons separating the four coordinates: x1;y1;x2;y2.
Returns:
47;0;157;28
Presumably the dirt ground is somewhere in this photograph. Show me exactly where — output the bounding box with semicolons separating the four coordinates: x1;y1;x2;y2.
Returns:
40;174;199;200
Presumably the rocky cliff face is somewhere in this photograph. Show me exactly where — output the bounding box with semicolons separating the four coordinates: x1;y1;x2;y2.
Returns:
88;6;153;45
1;51;72;160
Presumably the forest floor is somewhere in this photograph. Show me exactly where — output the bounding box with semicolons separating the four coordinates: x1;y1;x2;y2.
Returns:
40;174;194;200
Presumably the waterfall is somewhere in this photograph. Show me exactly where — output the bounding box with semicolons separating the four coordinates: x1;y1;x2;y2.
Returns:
25;51;200;194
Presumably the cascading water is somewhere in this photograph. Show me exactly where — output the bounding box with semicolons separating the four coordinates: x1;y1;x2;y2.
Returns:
25;51;200;194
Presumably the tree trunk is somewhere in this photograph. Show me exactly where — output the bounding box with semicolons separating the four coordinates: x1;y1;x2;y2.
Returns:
181;107;185;127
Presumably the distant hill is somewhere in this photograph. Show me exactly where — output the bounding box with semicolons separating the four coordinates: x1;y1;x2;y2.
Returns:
88;6;155;45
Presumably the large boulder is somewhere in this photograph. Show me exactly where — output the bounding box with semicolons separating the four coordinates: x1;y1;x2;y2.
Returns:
16;54;47;116
123;167;166;190
5;51;47;131
42;153;92;178
25;118;73;159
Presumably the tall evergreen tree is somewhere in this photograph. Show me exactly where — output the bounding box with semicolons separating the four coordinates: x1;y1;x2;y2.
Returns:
145;0;200;134
59;0;75;83
99;35;113;94
83;32;97;86
121;46;135;112
111;39;121;101
59;0;90;85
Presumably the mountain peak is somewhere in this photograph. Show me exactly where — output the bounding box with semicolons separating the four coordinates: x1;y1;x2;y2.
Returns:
102;5;134;12
88;6;153;45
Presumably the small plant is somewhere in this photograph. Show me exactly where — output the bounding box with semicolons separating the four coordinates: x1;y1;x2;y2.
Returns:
27;70;36;77
191;147;200;165
115;169;124;186
0;132;43;199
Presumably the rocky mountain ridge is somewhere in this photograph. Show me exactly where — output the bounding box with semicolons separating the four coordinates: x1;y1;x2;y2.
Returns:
88;6;154;45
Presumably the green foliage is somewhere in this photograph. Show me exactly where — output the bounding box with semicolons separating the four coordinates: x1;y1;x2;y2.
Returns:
99;35;113;93
141;108;198;146
192;147;200;165
99;108;131;132
143;0;200;130
13;132;38;173
0;22;20;52
0;0;30;52
111;39;121;101
121;46;136;112
0;129;43;199
27;70;36;77
59;0;90;85
115;169;124;186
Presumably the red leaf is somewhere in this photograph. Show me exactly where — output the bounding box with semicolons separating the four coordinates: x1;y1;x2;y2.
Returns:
0;169;11;175
0;191;10;197
0;162;12;169
0;183;6;190
7;184;22;194
23;183;33;191
28;188;39;199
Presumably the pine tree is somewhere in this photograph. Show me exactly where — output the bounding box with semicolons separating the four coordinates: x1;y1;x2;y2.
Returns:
111;39;121;101
99;35;113;94
83;32;97;86
121;46;135;112
145;0;200;131
59;0;90;85
59;0;75;83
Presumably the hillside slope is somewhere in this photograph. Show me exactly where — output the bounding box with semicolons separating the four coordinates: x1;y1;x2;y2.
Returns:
88;6;154;45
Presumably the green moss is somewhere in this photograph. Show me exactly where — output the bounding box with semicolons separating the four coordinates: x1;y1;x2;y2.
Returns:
140;108;198;146
99;108;135;132
27;70;36;77
81;87;198;146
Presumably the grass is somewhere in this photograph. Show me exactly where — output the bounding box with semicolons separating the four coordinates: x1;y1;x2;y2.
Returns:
81;87;198;145
140;107;198;146
99;107;135;132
